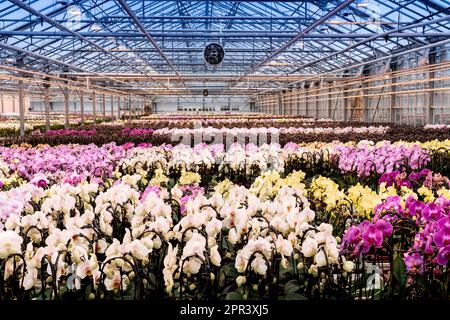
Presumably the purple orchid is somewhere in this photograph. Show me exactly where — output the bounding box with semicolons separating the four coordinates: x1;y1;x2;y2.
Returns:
404;252;425;274
436;246;450;266
422;203;445;221
362;224;384;252
433;227;450;249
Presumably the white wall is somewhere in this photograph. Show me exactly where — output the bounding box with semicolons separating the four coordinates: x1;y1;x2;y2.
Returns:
4;94;252;116
0;94;31;116
154;95;251;113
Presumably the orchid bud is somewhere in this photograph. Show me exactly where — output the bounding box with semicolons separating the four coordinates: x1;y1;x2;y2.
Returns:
236;276;246;287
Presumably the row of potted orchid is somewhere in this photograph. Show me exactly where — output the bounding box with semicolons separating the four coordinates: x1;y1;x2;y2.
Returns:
11;124;450;148
0;155;449;300
1;109;449;301
153;125;389;136
424;124;450;130
0;116;117;137
1;140;448;192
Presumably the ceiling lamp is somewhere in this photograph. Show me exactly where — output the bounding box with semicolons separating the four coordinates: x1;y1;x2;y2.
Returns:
293;41;304;50
67;5;82;16
356;0;370;8
91;23;102;32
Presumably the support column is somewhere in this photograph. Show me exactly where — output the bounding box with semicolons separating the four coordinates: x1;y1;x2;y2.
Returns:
305;86;309;117
18;80;25;136
427;52;436;124
343;87;348;122
363;80;370;123
117;96;121;120
110;95;114;119
278;93;281;115
80;92;85;125
92;92;96;123
278;91;284;115
289;91;293;115
44;87;50;131
315;85;319;119
390;75;396;123
128;95;132;123
327;83;333;119
102;94;106;119
64;89;69;128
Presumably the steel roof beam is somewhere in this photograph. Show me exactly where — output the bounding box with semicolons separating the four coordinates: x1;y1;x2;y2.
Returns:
244;10;450;89
0;41;152;96
280;12;450;77
116;0;190;93
3;0;111;47
100;0;329;2
72;48;336;53
225;0;356;90
417;0;450;15
3;30;448;38
95;15;317;21
6;0;158;80
256;28;450;96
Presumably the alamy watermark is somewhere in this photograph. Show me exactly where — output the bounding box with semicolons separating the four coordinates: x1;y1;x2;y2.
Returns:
168;120;282;172
170;120;280;150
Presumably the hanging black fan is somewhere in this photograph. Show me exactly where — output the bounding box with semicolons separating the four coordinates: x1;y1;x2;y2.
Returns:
203;43;225;65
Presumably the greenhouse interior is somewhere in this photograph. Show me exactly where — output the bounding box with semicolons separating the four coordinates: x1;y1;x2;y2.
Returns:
0;0;450;304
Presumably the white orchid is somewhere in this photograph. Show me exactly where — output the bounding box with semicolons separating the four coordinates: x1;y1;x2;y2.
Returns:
276;235;293;257
301;237;318;258
126;239;152;260
251;256;268;275
210;245;221;267
206;217;222;237
182;233;206;261
104;269;129;291
0;230;23;259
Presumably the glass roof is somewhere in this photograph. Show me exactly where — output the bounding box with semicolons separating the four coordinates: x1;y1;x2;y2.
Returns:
0;0;449;91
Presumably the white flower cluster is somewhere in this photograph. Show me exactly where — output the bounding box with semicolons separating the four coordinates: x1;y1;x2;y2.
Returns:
154;125;388;137
95;182;140;236
0;168;351;297
116;143;287;177
219;143;285;174
117;147;169;176
169;144;216;171
0;184;43;221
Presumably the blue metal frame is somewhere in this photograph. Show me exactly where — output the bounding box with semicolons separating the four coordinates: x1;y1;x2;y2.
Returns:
1;0;449;91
